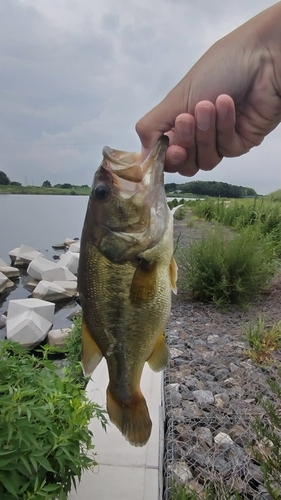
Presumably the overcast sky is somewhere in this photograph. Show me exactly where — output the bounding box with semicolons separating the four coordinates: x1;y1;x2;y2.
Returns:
1;0;280;194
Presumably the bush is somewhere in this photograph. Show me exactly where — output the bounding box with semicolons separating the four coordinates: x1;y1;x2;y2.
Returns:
0;340;107;500
64;312;89;388
178;227;275;306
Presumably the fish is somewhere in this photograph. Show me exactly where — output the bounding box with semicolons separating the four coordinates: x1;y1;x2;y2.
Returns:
78;135;177;447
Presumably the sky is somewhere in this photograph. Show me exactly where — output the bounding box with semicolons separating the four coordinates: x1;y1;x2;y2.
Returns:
1;0;280;194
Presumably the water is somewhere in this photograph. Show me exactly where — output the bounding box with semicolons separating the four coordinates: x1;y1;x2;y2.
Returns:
0;195;89;329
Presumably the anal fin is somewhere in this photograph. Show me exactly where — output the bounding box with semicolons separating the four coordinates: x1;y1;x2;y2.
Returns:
146;331;169;372
82;316;103;377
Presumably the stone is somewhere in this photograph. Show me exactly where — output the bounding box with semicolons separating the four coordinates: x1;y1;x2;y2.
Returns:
48;328;72;348
168;383;182;406
173;461;193;483
69;241;80;253
184;376;200;390
6;298;55;348
214;432;234;447
182;401;204;418
0;271;14;294
195;427;213;447
32;281;70;302
170;347;184;358
58;250;79;275
215;368;230;380
214;392;230;408
193;390;214;405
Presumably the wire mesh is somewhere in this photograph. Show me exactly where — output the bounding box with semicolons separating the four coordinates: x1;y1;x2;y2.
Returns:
162;321;281;500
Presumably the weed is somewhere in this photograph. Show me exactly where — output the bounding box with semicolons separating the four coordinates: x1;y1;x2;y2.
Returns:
245;317;281;363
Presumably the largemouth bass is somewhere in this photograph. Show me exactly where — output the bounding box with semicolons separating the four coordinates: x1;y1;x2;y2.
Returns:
78;135;177;447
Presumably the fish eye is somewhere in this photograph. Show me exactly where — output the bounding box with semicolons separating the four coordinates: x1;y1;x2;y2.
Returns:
94;184;111;201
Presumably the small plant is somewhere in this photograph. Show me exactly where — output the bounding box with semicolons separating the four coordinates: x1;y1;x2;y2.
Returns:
245;317;281;363
252;374;281;499
178;227;275;306
0;340;107;500
173;207;186;220
64;312;88;388
171;479;242;499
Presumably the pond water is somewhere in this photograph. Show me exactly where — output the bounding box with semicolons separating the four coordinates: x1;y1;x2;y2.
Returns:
0;195;89;329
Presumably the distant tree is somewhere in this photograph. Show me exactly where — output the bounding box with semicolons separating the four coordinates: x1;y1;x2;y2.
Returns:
60;183;72;189
164;183;177;193
0;171;10;185
42;180;52;187
10;181;22;186
81;184;89;189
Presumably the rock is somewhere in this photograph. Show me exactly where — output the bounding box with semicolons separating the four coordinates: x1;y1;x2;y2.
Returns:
207;334;219;343
173;461;193;483
168;383;182;406
182;401;204;418
193;390;214;405
58;250;79;275
6;298;55;348
32;281;72;302
214;392;230;408
52;243;66;249
170;347;184;358
0;271;14;294
184;376;200;390
69;241;80;253
215;368;230;380
48;328;72;348
214;432;234;447
195;427;213;447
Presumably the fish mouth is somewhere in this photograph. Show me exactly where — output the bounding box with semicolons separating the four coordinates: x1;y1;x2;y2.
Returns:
101;135;169;196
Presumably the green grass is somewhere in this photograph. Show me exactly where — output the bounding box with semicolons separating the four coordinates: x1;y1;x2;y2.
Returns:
265;189;281;201
0;185;91;195
178;227;276;307
245;317;281;363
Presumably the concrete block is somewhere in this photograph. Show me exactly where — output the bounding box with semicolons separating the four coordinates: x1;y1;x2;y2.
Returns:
64;238;77;247
69;241;80;253
32;280;69;302
53;280;77;297
27;255;57;281
15;245;43;265
58;251;79;275
0;271;14;294
0;258;20;279
48;327;72;348
6;298;55;348
42;266;77;282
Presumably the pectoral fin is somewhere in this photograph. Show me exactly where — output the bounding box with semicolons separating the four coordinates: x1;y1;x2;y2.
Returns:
129;260;157;304
169;255;178;295
81;317;103;377
146;331;169;372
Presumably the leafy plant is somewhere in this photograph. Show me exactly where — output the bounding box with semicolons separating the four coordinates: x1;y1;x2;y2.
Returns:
0;340;107;500
64;312;89;388
178;227;275;306
252;375;281;499
245;317;281;363
171;479;242;499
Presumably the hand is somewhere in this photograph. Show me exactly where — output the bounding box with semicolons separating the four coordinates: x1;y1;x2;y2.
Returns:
136;3;281;176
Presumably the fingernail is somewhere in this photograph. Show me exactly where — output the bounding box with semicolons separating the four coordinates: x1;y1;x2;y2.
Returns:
196;106;212;131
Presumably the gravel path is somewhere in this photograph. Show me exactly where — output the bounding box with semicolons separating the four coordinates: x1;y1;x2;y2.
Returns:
163;216;281;500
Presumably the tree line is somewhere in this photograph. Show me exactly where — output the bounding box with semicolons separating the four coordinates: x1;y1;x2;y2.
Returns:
0;172;89;189
164;180;258;198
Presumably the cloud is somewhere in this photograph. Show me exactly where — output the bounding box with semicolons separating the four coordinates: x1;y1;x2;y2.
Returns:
0;0;279;193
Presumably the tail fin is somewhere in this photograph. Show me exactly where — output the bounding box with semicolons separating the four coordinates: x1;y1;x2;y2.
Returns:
106;387;152;447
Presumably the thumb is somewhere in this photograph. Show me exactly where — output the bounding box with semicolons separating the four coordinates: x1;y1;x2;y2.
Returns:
135;88;185;158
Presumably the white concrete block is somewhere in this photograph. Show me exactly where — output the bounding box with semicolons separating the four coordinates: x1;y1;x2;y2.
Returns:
32;280;68;302
9;247;20;262
27;255;57;281
59;251;79;275
48;327;72;347
53;280;77;296
15;245;43;265
42;266;77;282
0;258;8;267
64;238;77;247
6;298;55;348
0;265;20;279
69;241;80;253
0;271;14;294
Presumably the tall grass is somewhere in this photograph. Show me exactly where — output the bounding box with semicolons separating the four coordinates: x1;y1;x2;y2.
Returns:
178;227;275;307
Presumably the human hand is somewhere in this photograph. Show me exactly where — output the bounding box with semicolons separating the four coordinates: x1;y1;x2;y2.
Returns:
136;3;281;176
